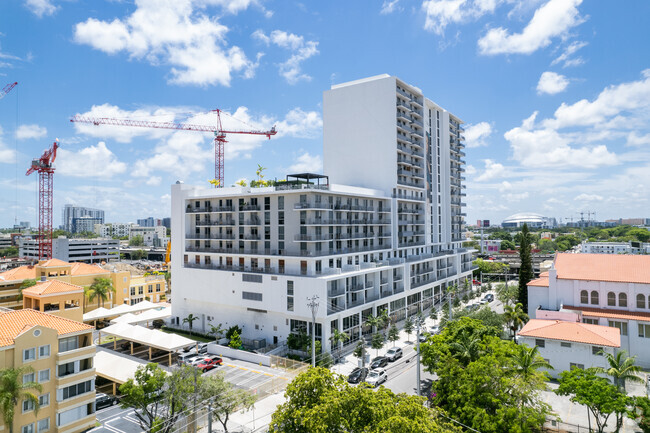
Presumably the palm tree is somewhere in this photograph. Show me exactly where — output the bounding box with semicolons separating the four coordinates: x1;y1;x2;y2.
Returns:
209;323;224;341
17;279;37;302
82;286;91;312
511;345;553;381
503;303;529;339
594;350;644;393
88;277;115;309
0;367;42;433
449;330;482;366
183;314;199;336
329;329;349;364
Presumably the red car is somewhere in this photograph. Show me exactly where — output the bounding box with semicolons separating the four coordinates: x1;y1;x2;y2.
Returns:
472;279;481;286
196;356;223;372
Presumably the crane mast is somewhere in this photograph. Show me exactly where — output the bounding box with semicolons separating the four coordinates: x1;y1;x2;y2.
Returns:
0;82;17;100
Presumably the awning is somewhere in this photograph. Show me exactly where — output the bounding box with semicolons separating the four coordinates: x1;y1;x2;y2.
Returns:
82;307;111;322
83;300;160;322
94;349;149;384
100;323;196;352
109;307;172;325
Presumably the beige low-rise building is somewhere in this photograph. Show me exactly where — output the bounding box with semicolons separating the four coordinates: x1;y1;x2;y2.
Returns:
0;308;96;433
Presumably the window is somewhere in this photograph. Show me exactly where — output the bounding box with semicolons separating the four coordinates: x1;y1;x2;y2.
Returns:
561;342;572;348
38;393;50;407
639;323;650;338
287;281;294;312
590;291;599;305
57;403;94;427
37;418;50;432
23;399;34;413
38;369;50;383
58;362;76;377
58;337;78;353
592;346;604;355
23;348;36;362
242;274;263;283
608;320;628;336
242;291;263;301
570;363;584;370
583;318;598;325
22;423;34;433
23;373;35;384
607;292;616;306
534;339;545;348
59;380;93;401
39;345;50;358
638;294;646;309
580;290;588;304
619;293;627;307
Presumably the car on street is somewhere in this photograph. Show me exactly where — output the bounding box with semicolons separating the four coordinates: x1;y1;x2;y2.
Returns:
385;347;402;362
464;304;479;312
348;367;369;384
370;356;388;369
182;343;209;356
365;368;388;387
95;393;118;410
197;355;223;372
418;332;430;343
478;298;488;305
178;353;200;365
430;325;440;335
484;293;494;302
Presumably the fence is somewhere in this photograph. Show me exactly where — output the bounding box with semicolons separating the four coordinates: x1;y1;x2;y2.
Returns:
542;417;607;432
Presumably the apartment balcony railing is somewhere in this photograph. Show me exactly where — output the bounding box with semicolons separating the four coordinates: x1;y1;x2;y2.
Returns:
294;202;332;210
392;193;424;202
294;234;334;241
397;178;424;188
240;205;261;211
186;234;236;240
365;280;374;288
304;218;391;225
187;206;233;213
298;245;391;257
241;219;261;226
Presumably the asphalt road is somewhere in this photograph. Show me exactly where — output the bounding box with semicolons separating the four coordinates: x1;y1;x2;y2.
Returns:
91;404;143;433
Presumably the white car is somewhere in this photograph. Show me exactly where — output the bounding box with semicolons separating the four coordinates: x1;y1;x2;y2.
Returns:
478;299;488;305
365;368;388;387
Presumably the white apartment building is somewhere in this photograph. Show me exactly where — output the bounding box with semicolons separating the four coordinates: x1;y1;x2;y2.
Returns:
19;238;120;263
528;253;650;368
94;223;134;238
129;226;168;247
581;241;650;255
170;75;474;353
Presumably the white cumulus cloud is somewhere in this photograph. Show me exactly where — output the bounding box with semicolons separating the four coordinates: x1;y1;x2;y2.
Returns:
552;40;587;68
0;127;17;163
575;193;603;202
24;0;58;18
537;71;569;95
475;159;505;182
16;124;47;140
73;0;259;87
464;121;492;148
478;0;584;55
288;152;323;173
57;142;127;179
380;0;401;14
252;30;319;84
422;0;500;35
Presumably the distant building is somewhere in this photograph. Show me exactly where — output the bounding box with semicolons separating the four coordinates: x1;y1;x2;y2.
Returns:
479;239;502;252
162;217;171;229
94;223;133;238
502;213;557;229
19;238;120;263
136;217;162;227
129;226;168;247
581;241;650;255
604;218;650;226
62;204;104;232
565;220;617;228
71;216;103;234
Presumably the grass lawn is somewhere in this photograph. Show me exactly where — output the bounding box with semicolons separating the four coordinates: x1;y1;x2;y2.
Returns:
161;327;213;343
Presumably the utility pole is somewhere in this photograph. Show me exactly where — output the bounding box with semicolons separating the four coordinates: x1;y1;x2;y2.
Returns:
207;401;212;433
307;295;320;367
414;314;425;396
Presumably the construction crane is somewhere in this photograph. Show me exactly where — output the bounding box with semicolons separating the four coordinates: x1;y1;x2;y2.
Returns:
0;82;18;100
70;109;277;187
26;141;59;260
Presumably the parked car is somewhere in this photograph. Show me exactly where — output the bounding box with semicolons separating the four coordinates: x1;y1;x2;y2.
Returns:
348;367;369;384
365;368;388;387
182;343;209;356
472;279;481;286
464;304;479;312
370;356;388;369
429;325;440;335
197;355;223;372
178;353;199;365
418;332;430;343
385;347;402;362
484;293;494;302
95;393;118;410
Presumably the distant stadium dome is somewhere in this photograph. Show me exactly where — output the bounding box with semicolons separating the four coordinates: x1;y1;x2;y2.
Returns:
502;213;557;229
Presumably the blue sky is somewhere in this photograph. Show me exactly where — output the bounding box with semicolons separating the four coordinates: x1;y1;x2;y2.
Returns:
0;0;649;228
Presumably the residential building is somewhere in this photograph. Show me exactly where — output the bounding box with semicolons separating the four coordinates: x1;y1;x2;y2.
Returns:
527;253;650;368
125;275;167;305
0;308;96;433
516;319;620;378
136;217;162;227
129;226;168;248
0;259;130;311
71;217;103;235
22;280;84;322
171;75;474;353
605;218;650;226
580;241;650;255
61;205;104;233
162;218;171;229
19;238;120;263
93;223;133;239
479;239;502;252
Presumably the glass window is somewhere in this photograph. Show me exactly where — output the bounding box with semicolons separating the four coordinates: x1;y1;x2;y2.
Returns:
38;394;49;407
592;346;604;355
637;294;646;309
23;348;36;362
38;369;50;383
287;297;294;312
37;418;50;432
580;290;588;304
619;293;627;307
277;196;284;210
639;324;650;338
590;291;599;305
22;423;34;433
23;373;35;384
560;342;572;348
535;339;545;348
23;400;34;413
39;345;50;358
608;321;628;336
607;292;616;306
287;281;294;296
570;363;584;370
58;337;78;353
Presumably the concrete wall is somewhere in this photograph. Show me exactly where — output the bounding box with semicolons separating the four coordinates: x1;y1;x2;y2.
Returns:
207;343;271;367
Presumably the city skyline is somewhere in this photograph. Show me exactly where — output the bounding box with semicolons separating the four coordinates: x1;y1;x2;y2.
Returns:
0;1;648;227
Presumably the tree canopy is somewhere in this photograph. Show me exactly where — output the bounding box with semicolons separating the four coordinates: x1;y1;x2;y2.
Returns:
517;223;533;311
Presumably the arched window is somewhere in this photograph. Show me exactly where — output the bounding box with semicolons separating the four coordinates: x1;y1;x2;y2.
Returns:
619;293;627;308
638;294;646;309
608;292;616;306
580;290;589;304
591;291;599;305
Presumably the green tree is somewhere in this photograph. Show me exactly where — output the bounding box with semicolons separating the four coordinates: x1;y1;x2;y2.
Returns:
183;313;199;336
473;258;508;275
441;306;505;335
633;396;650;433
593;350;644;393
518;223;533;311
448;329;483;366
629;228;650;242
403;316;414;342
17;279;37;302
0;367;43;433
329;329;349;363
88;277;115;308
353;340;366;368
496;282;518;305
209;323;224;341
0;246;18;258
503;303;529;339
511;344;552;381
556;367;630;433
371;332;384;356
387;324;400;345
226;325;243;340
229;330;242;349
200;373;256;433
500;239;516;250
268;367;461;433
129;235;144;246
131;249;147;260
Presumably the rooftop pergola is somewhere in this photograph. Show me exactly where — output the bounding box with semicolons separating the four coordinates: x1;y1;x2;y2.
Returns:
284;173;329;186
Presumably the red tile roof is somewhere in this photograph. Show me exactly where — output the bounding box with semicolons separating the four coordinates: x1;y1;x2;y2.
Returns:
563;305;650;322
22;279;83;297
0;309;93;347
518;319;620;347
554;253;650;284
38;259;70;267
70;262;109;276
528;276;549;287
0;266;36;281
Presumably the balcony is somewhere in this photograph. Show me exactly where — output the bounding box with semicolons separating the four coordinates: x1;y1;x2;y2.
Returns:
365;280;374;288
328;287;346;297
239;205;261;211
186;234;235;240
294;234;334;242
392;192;424;202
294;202;332;210
241;219;261;226
397;178;424;188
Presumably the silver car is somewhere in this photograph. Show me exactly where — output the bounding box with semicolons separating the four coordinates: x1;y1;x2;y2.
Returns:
365;368;388;387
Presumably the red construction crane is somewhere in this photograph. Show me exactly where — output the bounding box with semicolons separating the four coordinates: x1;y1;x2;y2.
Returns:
70;109;277;187
0;82;18;100
26;141;58;260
